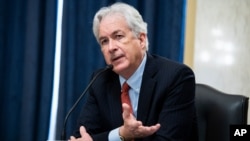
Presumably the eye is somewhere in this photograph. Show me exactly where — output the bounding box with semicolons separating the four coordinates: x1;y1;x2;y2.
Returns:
100;38;108;45
115;34;123;40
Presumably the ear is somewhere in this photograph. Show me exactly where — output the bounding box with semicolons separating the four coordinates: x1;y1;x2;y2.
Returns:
138;33;146;49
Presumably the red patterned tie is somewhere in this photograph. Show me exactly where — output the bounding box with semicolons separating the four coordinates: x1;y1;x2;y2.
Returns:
121;82;133;113
121;82;135;140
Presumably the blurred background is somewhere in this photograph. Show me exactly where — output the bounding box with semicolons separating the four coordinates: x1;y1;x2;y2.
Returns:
0;0;249;141
184;0;250;127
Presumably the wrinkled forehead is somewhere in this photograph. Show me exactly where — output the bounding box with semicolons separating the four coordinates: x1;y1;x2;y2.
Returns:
98;14;130;36
99;14;130;30
98;12;125;23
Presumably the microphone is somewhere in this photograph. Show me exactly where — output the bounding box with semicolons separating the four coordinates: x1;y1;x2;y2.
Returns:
61;64;113;140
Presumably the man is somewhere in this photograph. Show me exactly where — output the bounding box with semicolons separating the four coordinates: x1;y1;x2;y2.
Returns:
70;2;197;141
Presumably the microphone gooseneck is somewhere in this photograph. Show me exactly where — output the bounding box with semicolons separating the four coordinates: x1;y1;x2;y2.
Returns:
61;65;113;140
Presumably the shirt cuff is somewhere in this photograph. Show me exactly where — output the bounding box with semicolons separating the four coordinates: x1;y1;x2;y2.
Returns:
108;127;120;141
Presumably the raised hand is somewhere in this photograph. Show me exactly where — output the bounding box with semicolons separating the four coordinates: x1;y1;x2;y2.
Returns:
119;103;161;140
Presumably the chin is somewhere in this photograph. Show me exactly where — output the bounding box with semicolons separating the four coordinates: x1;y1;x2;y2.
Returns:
112;64;128;74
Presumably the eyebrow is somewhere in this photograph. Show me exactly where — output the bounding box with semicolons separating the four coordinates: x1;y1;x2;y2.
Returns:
98;30;123;41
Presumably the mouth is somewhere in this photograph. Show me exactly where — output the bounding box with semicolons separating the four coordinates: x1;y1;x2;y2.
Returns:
111;55;124;63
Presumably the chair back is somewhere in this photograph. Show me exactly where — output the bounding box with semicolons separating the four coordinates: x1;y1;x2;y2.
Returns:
195;83;249;141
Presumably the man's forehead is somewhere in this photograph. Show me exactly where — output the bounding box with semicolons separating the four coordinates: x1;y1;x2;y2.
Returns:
99;22;128;37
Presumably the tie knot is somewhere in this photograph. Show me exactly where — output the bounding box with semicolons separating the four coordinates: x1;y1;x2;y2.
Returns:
122;82;130;92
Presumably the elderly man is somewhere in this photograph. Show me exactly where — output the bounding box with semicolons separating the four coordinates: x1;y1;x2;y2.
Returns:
70;2;198;141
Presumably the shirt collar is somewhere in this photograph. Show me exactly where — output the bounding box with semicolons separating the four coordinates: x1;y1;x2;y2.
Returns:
119;54;147;93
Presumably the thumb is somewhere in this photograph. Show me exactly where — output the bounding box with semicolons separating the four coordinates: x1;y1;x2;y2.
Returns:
80;126;86;136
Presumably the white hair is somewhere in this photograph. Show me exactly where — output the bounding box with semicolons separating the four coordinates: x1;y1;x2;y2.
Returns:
92;2;149;50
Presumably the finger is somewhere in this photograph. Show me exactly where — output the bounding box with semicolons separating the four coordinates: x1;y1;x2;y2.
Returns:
135;123;161;138
122;103;131;119
80;126;86;136
69;136;76;141
146;123;161;131
154;123;161;129
142;123;161;132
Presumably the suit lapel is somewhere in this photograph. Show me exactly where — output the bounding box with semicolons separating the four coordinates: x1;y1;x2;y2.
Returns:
107;74;123;127
106;53;158;126
137;53;158;123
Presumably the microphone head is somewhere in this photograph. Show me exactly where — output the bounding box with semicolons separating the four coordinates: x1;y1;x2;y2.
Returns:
106;64;113;70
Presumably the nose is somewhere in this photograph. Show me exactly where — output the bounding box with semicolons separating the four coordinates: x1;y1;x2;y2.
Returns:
108;39;117;52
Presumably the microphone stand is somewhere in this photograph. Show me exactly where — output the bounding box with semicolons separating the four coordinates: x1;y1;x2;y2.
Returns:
60;65;113;140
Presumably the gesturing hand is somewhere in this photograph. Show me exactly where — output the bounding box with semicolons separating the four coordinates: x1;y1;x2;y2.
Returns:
69;126;93;141
119;103;161;140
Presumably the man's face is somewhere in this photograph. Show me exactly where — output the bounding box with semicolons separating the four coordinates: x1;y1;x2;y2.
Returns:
98;13;146;79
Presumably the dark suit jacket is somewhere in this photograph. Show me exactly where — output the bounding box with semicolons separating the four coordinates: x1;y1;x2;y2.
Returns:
74;53;198;141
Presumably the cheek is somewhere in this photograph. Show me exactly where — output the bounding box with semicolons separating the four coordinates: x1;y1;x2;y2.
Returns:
101;49;110;63
129;44;141;58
